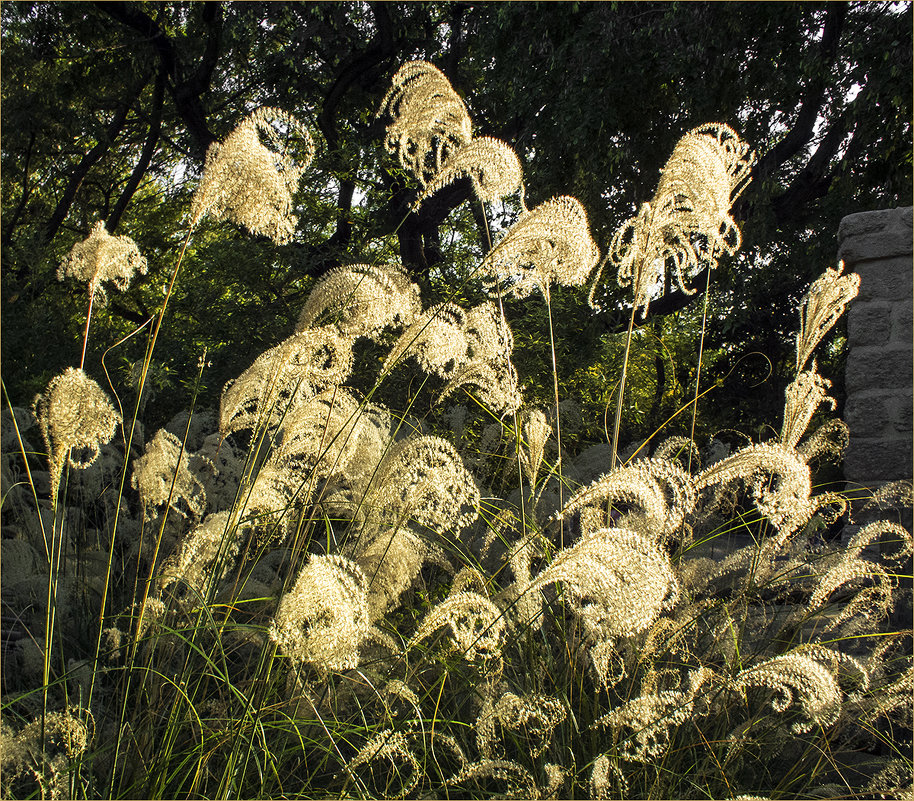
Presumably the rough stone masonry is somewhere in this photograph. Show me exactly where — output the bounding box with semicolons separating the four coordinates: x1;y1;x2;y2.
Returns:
840;206;913;492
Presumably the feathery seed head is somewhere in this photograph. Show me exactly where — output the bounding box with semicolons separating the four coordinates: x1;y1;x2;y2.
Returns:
379;61;472;188
132;428;207;520
696;442;813;532
734;652;842;734
296;263;421;340
415;136;523;208
386;302;521;414
409;590;505;661
520;409;552;486
33;368;121;503
220;326;353;435
482;196;600;299
608;123;754;317
780;368;835;450
191;107;313;243
269;554;369;673
555;458;695;542
354;527;451;620
796;262;860;372
57;220;147;306
160;511;239;597
374;435;480;533
531;528;679;641
593;689;694;762
347;729;420;800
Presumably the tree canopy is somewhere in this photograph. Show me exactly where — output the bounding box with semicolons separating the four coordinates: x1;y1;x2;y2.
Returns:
2;1;911;443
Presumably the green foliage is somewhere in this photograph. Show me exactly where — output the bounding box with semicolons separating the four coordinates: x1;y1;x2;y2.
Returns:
1;7;912;800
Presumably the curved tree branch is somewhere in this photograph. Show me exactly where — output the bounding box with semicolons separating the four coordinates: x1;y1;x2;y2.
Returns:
107;69;167;232
43;78;148;247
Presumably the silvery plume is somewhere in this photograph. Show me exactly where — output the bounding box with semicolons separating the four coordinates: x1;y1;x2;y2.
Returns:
220;325;353;435
379;60;523;208
384;301;521;414
379;60;472;187
269;554;370;673
795;261;860;372
482;195;600;299
295;263;421;340
131;428;208;520
605;123;755;317
529;527;679;642
191;106;314;243
57;220;148;307
33;368;121;505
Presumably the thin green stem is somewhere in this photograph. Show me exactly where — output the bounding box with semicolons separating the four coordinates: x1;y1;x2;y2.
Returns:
687;266;714;473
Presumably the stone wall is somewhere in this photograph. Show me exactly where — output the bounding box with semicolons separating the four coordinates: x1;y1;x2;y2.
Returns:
839;206;913;491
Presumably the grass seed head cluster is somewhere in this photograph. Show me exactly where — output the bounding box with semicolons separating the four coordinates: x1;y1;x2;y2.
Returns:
2;59;912;801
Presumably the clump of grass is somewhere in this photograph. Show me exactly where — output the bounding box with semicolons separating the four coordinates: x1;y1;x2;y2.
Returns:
2;61;911;801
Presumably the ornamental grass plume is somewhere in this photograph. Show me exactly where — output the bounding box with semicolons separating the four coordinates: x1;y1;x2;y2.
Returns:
408;590;505;661
380;60;524;209
295;263;421;340
219;325;353;434
414;136;523;208
529;528;679;642
269;554;369;673
159;510;240;598
57;220;148;308
779;368;835;449
795;261;860;371
733;652;842;734
372;435;480;533
384;301;521;414
33;367;121;505
131;428;207;520
592;687;696;762
346;729;421;800
602;123;755;317
554;457;695;543
352;527;452;621
482;195;601;299
190;106;314;243
379;60;472;187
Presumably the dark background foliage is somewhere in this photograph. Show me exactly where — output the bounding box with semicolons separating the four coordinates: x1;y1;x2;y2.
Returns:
2;1;911;450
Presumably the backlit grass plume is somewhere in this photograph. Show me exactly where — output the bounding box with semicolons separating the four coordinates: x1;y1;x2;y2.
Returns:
379;61;472;187
295;263;421;340
220;325;353;434
603;123;755;316
190;106;314;243
795;260;861;371
380;60;523;209
33;367;121;505
58;221;148;308
415;136;523;208
269;553;370;673
384;301;521;413
482;195;600;298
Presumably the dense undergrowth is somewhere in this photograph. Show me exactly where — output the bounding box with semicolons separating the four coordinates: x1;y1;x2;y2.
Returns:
1;60;912;800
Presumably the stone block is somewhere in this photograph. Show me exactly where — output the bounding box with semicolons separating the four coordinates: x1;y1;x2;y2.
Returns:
889;392;914;435
893;301;913;343
845;346;913;394
852;256;914;302
839;206;914;263
844;392;893;437
847;302;893;347
844;437;914;484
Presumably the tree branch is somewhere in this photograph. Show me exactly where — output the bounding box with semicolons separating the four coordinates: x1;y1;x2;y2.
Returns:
751;2;847;183
107;69;167;232
97;1;218;155
43;82;145;247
